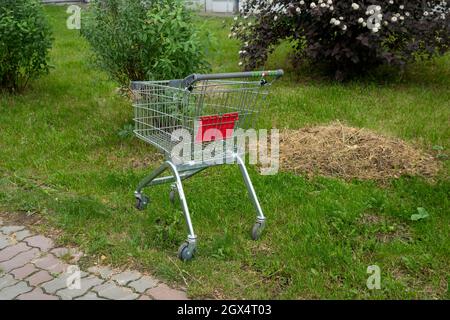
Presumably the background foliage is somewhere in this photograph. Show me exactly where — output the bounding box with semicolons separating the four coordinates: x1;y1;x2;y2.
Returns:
0;0;53;92
82;0;210;85
233;0;450;80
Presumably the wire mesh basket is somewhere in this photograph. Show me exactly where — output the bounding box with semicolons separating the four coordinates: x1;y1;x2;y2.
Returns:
131;71;281;163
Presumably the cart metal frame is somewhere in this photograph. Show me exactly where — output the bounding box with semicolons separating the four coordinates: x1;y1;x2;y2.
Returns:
131;70;283;260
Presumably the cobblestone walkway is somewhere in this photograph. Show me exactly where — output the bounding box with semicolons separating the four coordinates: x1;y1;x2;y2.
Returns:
0;218;188;300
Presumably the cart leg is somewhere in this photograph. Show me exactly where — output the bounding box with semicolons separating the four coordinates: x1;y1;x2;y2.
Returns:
134;160;197;260
166;161;197;261
235;154;266;239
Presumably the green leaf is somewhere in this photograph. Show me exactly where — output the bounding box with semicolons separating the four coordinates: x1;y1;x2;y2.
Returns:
117;124;134;139
410;207;429;221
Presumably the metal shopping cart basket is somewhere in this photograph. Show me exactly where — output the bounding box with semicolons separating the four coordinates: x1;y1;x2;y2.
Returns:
130;70;283;260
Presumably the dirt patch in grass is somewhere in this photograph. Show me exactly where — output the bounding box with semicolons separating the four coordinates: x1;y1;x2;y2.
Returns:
88;146;163;170
375;224;412;243
279;122;440;182
358;213;413;243
127;154;163;168
0;211;64;240
358;212;384;225
0;211;43;226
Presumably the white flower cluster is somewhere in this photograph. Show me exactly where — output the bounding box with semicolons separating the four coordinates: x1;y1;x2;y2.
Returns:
308;0;335;11
330;16;347;31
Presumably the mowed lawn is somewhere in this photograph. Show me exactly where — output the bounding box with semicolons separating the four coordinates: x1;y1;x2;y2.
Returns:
0;5;449;299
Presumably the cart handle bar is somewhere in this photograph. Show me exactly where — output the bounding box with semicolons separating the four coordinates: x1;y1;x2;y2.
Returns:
182;69;284;88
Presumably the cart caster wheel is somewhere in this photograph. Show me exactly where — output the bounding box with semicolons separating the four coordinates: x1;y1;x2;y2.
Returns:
135;194;149;210
178;242;195;261
251;222;265;240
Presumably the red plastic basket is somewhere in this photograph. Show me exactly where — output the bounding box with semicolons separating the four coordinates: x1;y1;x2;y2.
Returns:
195;112;239;142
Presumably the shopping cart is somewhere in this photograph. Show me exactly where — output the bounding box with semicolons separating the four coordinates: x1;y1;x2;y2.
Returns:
131;70;284;261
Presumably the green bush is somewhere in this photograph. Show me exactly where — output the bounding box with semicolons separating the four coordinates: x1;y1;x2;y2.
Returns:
82;0;210;86
0;0;53;92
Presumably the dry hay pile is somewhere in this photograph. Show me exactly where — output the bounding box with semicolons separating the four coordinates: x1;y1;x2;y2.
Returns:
279;123;440;182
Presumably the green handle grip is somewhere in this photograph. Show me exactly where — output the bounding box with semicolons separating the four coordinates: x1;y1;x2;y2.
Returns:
249;70;284;78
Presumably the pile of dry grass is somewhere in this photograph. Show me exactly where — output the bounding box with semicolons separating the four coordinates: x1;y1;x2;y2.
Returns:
279;122;440;182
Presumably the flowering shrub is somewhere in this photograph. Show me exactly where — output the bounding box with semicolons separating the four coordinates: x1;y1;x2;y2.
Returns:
0;0;53;92
232;1;450;80
82;0;209;86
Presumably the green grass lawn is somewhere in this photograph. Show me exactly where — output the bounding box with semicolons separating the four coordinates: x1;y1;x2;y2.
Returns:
0;5;449;299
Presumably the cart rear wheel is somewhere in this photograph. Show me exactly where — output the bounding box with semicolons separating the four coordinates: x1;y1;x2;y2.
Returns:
135;194;149;210
178;242;195;261
251;222;265;240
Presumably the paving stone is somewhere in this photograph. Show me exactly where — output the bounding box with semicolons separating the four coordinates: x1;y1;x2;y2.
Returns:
41;273;73;294
79;270;89;278
0;226;191;300
128;275;158;293
88;266;115;280
74;291;106;300
93;281;139;300
0;226;25;235
0;218;3;226
57;275;104;300
33;254;68;273
0;281;32;300
50;247;69;257
13;230;32;241
0;248;40;272
26;270;53;286
111;270;141;286
0;274;17;290
39;269;88;295
146;283;188;300
0;234;12;250
0;242;31;262
24;235;54;252
10;264;38;280
16;287;59;300
51;247;84;264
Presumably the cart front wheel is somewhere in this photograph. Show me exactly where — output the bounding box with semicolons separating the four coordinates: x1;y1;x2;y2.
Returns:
135;194;149;210
251;222;265;240
178;242;195;261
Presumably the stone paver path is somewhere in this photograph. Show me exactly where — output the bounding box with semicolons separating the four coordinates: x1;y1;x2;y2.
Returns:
0;219;188;300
